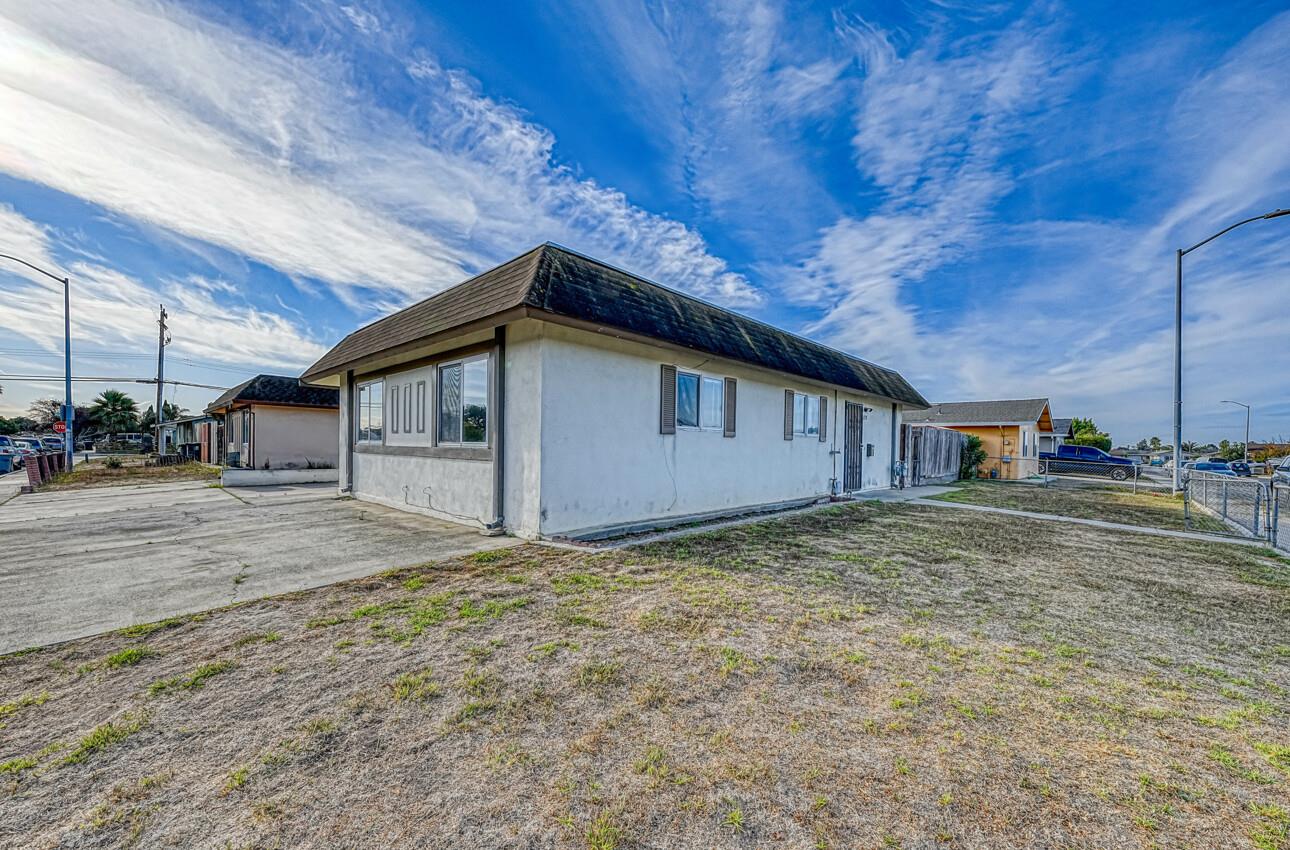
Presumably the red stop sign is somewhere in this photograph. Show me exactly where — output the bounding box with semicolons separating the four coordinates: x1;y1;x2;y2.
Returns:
53;421;67;433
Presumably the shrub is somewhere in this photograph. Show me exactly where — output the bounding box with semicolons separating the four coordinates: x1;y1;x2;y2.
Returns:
959;435;986;479
104;456;124;469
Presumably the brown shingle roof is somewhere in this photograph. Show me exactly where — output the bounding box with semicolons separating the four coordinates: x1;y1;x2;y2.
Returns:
302;244;927;406
206;375;339;414
903;398;1051;426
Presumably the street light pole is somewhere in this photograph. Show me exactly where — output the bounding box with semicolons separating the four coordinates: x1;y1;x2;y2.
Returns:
0;253;73;471
1172;208;1289;491
1221;400;1250;463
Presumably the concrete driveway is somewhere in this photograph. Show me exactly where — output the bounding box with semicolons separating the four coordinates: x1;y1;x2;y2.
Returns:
0;481;517;653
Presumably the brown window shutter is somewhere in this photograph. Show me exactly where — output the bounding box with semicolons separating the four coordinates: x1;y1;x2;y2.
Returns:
819;396;828;442
660;364;677;434
723;377;737;437
784;389;794;440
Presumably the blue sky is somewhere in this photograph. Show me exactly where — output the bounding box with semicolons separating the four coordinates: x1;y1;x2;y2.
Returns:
1;0;1288;445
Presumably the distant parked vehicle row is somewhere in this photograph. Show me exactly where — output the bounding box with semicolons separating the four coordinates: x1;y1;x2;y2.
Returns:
0;434;65;470
1039;444;1137;480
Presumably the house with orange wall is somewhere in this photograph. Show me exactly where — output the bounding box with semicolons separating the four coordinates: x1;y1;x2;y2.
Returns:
903;398;1053;480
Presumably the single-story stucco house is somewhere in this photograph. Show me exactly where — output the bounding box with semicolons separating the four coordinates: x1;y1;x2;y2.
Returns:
205;375;339;470
903;398;1053;480
301;244;928;539
1038;416;1074;454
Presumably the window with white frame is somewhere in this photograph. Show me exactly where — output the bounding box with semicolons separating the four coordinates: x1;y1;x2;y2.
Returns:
792;392;820;437
357;380;384;443
438;355;488;445
676;371;724;430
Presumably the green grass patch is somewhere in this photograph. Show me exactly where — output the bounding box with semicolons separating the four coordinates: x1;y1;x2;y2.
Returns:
61;712;146;766
148;660;235;695
105;646;159;668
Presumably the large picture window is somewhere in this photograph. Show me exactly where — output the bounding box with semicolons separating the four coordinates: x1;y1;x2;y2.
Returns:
793;392;820;437
677;371;724;431
438;356;488;445
357;380;384;443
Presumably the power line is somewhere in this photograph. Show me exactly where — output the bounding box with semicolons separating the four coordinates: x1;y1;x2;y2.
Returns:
0;374;228;391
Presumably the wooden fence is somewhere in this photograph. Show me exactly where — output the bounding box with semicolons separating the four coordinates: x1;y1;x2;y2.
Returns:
902;425;964;486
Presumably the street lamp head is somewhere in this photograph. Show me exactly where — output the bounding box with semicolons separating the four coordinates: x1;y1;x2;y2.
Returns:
1263;209;1290;219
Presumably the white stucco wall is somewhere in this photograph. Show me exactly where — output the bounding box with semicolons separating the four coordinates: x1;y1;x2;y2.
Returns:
251;406;338;469
502;320;545;538
343;331;505;530
533;324;900;537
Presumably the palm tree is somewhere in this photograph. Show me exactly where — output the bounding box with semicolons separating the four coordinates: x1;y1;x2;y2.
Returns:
88;390;140;435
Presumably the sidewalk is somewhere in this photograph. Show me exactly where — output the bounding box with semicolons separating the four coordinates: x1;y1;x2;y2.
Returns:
908;497;1269;547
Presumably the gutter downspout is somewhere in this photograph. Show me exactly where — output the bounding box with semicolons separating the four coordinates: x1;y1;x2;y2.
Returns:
343;369;354;493
890;402;898;488
485;325;507;535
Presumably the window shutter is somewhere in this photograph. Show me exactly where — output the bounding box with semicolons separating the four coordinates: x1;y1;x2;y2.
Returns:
660;364;677;434
819;396;828;442
390;384;399;434
784;389;794;440
723;377;737;437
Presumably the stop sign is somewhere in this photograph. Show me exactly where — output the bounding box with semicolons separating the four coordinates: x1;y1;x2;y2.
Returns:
53;421;67;433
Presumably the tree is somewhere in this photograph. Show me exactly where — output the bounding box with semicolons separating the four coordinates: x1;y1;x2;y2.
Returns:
1069;416;1112;452
1218;441;1245;461
1149;436;1163;451
959;434;987;479
1181;441;1199;453
140;401;188;433
1070;431;1113;452
87;390;140;434
0;416;36;435
27;397;64;428
1135;438;1149;451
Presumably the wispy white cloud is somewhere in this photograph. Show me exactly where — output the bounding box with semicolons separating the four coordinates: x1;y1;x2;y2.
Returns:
0;0;757;308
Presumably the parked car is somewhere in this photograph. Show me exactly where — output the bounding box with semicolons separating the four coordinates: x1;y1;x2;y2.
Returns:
0;435;24;469
1274;458;1290;485
40;436;65;451
1226;461;1252;477
1185;460;1237;476
1039;444;1136;480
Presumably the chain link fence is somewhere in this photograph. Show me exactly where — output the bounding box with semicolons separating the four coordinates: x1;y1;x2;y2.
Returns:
1035;457;1175;493
1272;482;1288;552
1184;470;1272;539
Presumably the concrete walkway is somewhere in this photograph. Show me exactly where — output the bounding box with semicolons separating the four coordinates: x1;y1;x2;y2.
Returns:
0;481;517;653
907;497;1268;547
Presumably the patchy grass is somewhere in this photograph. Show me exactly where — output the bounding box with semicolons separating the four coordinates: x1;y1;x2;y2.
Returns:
42;457;219;491
930;479;1229;533
1;502;1287;848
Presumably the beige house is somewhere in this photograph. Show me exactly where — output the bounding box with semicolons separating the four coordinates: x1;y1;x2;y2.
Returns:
205;375;339;470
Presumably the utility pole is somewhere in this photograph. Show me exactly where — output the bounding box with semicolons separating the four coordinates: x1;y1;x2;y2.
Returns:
154;304;169;454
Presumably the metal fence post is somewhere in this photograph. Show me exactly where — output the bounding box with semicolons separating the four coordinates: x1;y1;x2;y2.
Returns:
1222;480;1228;519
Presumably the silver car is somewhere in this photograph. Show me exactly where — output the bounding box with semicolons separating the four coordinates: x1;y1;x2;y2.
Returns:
1275;458;1290;485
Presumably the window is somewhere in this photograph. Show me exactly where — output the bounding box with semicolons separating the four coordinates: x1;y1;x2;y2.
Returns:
675;372;724;431
792;392;820;437
357;380;384;443
1021;430;1028;457
676;372;699;428
438;356;488;445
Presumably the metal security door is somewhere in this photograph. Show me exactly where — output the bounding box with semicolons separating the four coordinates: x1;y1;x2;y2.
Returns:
843;401;864;491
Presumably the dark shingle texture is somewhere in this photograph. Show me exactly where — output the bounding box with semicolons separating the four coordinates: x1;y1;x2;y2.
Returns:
903;398;1050;425
206;375;339;414
303;244;927;407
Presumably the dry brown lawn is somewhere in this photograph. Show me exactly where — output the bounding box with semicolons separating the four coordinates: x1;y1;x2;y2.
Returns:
2;502;1288;849
41;458;219;491
929;479;1231;534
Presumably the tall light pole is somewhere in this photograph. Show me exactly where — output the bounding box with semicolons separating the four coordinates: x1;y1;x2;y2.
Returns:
0;253;73;471
1173;208;1289;491
1220;400;1250;463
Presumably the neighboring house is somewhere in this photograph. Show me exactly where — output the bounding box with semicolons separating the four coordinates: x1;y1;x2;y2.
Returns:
159;414;215;459
301;243;928;540
1038;417;1073;454
205;375;339;470
903;398;1053;480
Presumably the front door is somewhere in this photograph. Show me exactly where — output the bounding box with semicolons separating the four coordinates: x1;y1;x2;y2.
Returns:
843;401;864;491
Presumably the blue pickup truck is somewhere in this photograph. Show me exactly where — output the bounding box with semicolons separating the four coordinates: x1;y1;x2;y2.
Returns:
1039;444;1136;480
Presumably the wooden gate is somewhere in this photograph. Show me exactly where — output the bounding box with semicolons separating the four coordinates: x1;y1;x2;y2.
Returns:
843;401;864;491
